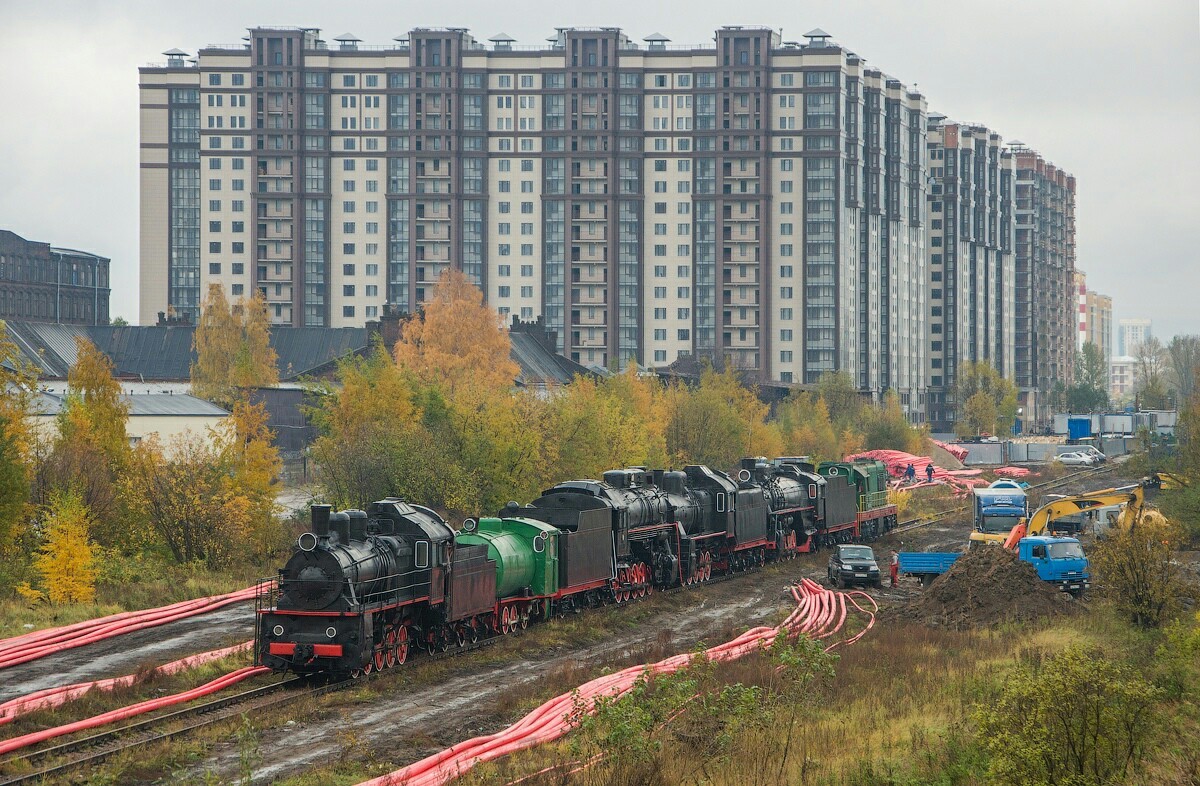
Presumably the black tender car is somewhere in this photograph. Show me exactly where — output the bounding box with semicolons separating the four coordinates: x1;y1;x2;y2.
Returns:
827;544;882;589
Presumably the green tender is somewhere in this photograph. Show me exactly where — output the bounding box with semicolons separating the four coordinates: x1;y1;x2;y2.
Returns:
456;517;560;598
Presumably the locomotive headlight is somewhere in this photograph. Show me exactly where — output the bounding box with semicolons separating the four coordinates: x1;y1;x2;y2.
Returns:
326;626;337;639
272;625;284;636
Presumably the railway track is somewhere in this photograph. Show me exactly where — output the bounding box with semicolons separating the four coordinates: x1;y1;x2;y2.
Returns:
891;462;1122;534
0;559;767;785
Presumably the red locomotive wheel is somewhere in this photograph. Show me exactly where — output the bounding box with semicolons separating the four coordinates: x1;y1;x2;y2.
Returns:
373;641;387;672
395;625;409;664
384;628;398;669
501;606;512;634
362;656;374;676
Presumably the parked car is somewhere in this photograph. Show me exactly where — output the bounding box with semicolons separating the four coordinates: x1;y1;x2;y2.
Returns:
1055;451;1097;467
827;544;882;589
1078;446;1107;463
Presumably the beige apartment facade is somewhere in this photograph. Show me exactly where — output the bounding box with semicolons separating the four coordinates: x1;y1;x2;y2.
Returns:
140;25;930;413
923;119;1016;431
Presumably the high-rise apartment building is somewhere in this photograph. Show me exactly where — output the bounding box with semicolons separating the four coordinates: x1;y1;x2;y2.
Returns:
140;26;929;409
1074;270;1112;360
923;119;1016;431
1011;146;1075;424
1118;318;1150;357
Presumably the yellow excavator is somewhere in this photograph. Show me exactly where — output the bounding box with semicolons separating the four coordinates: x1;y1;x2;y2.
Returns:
970;485;1151;548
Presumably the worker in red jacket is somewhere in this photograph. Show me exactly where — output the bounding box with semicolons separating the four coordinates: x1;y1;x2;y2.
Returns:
889;551;899;587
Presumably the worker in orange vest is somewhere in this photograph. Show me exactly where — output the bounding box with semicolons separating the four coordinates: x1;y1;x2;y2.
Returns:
889;551;899;587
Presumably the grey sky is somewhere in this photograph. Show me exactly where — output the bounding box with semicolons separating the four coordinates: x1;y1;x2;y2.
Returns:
1;0;1197;338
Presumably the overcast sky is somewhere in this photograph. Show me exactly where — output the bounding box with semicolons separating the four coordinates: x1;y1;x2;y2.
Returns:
1;0;1197;338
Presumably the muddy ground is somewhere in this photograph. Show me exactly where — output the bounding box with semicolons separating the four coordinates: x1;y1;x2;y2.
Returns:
0;603;254;704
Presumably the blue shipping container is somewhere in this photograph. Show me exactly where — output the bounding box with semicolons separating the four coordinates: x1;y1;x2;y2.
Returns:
1067;416;1092;441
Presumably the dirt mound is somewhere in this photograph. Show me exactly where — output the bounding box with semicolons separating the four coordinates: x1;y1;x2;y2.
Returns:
894;547;1079;628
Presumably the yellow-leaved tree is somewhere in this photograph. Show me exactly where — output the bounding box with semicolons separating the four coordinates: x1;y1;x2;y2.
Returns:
220;399;282;561
393;269;519;399
307;342;476;511
0;322;38;548
33;491;97;604
192;285;279;407
776;392;840;463
663;365;782;469
119;401;279;567
41;338;130;544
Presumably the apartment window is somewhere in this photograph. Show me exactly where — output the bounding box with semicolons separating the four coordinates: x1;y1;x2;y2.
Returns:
232;263;244;274
676;286;690;298
654;350;667;362
498;222;511;235
654;287;667;298
209;200;221;211
343;264;356;276
365;264;378;276
677;266;690;277
343;243;355;254
209;263;221;274
343;306;355;317
654;265;667;277
343;222;355;234
654;202;667;214
231;242;244;253
678;329;691;340
521;244;533;255
499;244;511;255
232;179;244;190
654;244;667;256
780;287;793;299
780;350;793;362
520;265;533;276
520;286;533;297
498;265;511;276
780;265;793;277
231;284;244;295
208;179;221;191
780;308;793;320
232;200;244;212
654;308;667;319
499;286;511;297
343;285;356;297
780;329;793;341
208;242;221;253
521;202;533;213
677;308;690;319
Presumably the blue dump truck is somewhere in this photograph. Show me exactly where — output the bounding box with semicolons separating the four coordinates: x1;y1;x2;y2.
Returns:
898;536;1091;596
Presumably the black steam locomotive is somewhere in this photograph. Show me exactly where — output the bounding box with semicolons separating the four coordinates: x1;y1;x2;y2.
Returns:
256;458;895;676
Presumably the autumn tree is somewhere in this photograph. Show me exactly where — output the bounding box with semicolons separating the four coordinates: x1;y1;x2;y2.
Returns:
815;371;865;425
1167;334;1200;404
775;392;840;463
307;343;475;511
33;491;97;605
954;361;1018;437
550;371;661;481
861;389;925;453
1134;336;1171;410
220;399;283;560
0;323;38;546
192;285;279;407
393;269;519;399
38;338;130;543
663;366;782;469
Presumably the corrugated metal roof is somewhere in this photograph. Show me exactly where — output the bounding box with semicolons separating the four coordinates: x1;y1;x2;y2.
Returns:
509;332;591;386
31;391;227;417
2;322;370;382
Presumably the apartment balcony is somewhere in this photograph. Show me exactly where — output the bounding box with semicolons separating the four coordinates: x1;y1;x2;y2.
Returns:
722;290;759;306
572;288;608;306
571;310;607;326
722;206;760;221
259;203;293;219
571;226;606;242
257;245;293;262
256;265;293;282
722;227;759;241
571;265;607;284
416;227;450;241
258;161;294;177
723;247;760;264
571;246;608;263
259;226;293;240
571;205;608;220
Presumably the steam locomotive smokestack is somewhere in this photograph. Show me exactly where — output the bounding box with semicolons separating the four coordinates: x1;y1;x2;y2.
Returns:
311;504;331;537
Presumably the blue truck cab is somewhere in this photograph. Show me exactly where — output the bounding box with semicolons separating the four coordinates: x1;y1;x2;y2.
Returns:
972;482;1029;539
1014;536;1090;594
